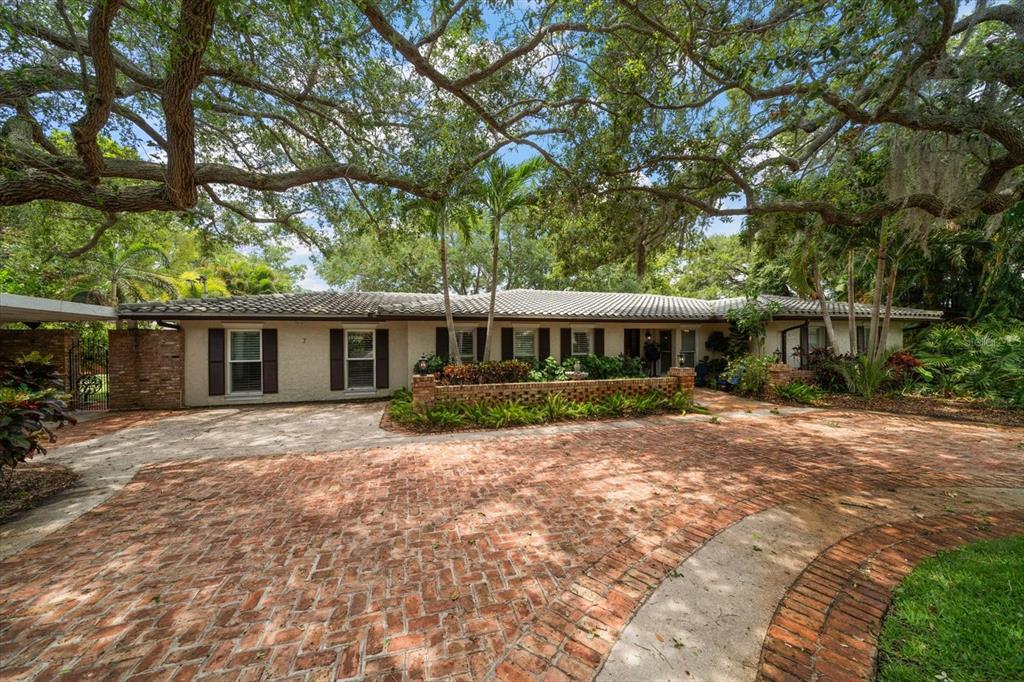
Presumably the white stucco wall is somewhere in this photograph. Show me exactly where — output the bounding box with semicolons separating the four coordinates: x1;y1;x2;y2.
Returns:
764;320;907;367
181;320;408;407
179;316;916;406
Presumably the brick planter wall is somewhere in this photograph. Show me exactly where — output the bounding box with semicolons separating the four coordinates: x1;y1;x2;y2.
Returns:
0;329;73;389
108;329;184;410
766;364;816;388
413;367;695;407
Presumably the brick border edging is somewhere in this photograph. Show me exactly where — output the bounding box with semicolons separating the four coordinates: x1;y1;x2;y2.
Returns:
756;511;1024;682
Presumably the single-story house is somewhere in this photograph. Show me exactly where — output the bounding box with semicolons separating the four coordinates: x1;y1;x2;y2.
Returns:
118;289;942;407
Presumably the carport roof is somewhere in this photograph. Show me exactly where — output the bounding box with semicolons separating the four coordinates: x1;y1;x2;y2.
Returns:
0;293;117;322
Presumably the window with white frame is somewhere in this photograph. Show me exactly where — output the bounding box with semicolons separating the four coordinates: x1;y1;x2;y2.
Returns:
345;330;375;389
228;330;262;394
571;328;592;356
455;329;476;362
513;328;537;360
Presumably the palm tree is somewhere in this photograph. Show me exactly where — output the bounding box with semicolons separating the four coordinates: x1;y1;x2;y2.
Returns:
477;157;546;361
71;243;179;307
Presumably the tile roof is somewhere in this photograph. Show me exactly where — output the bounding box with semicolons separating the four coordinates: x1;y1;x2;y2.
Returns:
118;291;441;318
118;289;943;321
377;289;714;319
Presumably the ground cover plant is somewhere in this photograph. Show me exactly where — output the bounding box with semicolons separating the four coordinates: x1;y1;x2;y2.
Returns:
877;536;1024;682
772;380;824;405
387;388;704;431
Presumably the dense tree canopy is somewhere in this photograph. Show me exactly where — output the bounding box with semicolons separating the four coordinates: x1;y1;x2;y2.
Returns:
1;0;1021;328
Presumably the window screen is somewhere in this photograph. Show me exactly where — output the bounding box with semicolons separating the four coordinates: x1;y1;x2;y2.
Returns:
346;331;375;388
680;330;696;367
456;329;476;362
229;330;262;393
513;329;536;359
571;329;591;355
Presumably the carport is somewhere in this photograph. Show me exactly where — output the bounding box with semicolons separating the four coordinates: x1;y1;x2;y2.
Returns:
1;293;118;409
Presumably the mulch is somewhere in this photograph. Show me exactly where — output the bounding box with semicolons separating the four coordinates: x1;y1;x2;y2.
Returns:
776;392;1024;428
0;463;80;523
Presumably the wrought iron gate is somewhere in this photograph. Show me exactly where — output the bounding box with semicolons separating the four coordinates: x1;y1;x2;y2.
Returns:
68;336;109;411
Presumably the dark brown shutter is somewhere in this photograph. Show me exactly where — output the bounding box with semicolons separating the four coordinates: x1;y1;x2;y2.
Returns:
208;328;225;396
856;326;867;354
560;328;571;359
330;329;345;390
594;328;605;356
261;329;278;394
435;327;448;360
501;327;513;360
375;329;389;388
538;328;550;360
476;327;487;361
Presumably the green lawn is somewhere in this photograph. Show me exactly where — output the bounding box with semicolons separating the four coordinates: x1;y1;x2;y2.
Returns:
877;535;1024;682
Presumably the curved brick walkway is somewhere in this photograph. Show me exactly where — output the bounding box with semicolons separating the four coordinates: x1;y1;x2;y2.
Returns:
597;486;1024;681
757;510;1024;682
1;409;1022;681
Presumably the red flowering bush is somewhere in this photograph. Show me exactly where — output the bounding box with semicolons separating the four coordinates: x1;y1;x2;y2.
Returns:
885;350;923;388
439;360;533;385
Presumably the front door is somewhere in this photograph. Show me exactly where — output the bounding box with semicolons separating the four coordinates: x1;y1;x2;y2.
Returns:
658;330;672;376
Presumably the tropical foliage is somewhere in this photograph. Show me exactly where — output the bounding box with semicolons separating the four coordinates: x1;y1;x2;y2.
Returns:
0;353;75;486
909;322;1024;406
773;381;825;405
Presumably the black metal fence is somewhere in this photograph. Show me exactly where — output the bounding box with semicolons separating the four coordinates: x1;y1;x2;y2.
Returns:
68;337;109;411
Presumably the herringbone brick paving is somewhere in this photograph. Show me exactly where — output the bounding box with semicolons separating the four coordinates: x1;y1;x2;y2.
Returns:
1;410;1022;681
757;511;1024;682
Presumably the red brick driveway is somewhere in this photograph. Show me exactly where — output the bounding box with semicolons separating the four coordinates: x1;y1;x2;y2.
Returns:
2;410;1022;681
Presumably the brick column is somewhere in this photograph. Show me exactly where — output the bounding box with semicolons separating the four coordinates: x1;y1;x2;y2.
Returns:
765;363;790;389
412;374;437;407
668;366;696;394
0;329;74;390
108;329;184;409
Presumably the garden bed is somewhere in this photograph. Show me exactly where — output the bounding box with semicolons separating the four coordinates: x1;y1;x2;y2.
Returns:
382;388;707;433
772;391;1024;427
1;463;79;523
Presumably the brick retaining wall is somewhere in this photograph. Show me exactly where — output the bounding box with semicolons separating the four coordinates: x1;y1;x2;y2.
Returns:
0;329;73;389
108;329;184;410
413;367;695;407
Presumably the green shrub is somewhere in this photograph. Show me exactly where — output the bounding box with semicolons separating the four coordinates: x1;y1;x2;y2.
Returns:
529;356;567;382
0;353;76;485
910;322;1024;406
569;354;644;380
835;352;893;399
541;393;577;420
773;380;824;404
422;403;465;427
411;354;447;376
724;354;777;395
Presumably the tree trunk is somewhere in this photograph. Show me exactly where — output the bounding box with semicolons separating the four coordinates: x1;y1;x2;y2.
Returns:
878;261;899;358
438;209;461;364
482;213;501;362
812;256;837;351
847;249;858;355
867;237;887;361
